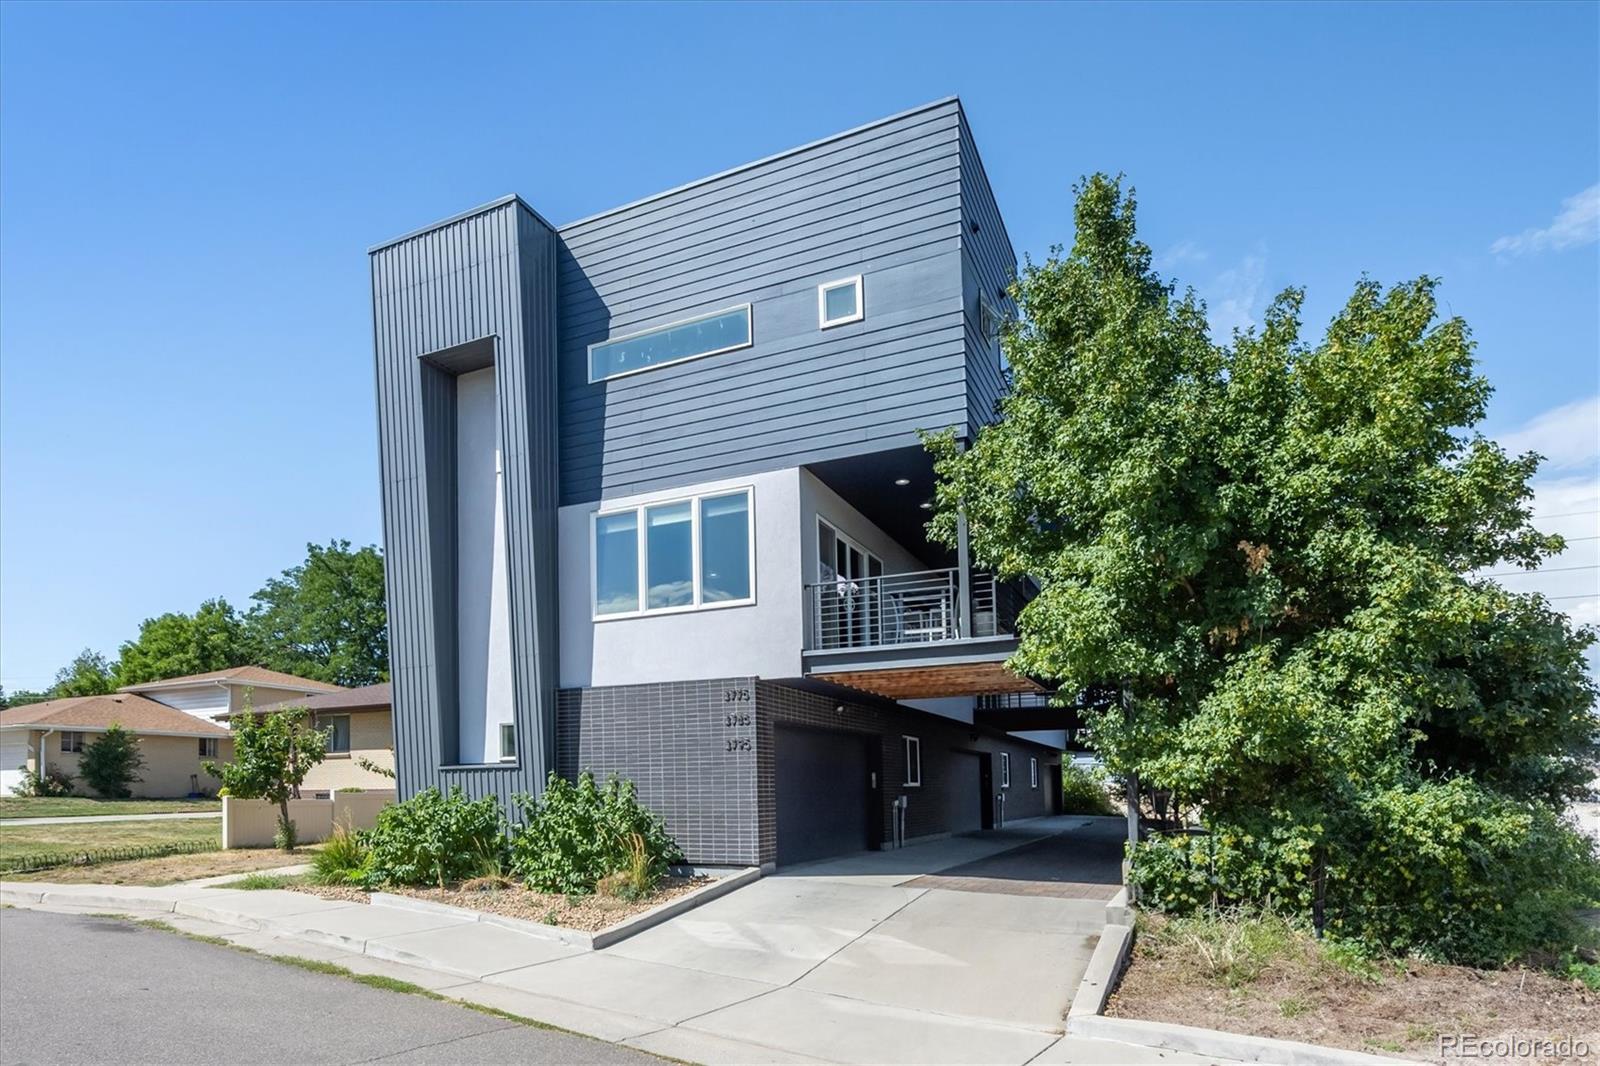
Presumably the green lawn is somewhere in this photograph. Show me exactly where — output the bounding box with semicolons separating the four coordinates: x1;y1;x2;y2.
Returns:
0;817;221;869
0;797;222;820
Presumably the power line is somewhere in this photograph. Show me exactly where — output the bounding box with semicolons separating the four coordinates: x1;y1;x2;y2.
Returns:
1482;564;1599;578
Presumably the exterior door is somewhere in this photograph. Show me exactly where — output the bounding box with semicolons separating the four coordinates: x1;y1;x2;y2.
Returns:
817;519;883;648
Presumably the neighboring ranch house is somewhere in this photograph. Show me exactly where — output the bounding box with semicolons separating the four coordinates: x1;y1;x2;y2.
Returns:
0;694;234;798
117;665;341;722
242;682;396;795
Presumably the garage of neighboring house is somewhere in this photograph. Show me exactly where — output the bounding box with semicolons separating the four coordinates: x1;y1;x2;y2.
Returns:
774;725;875;866
0;732;30;795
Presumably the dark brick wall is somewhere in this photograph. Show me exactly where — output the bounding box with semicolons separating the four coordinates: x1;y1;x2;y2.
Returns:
755;682;1060;867
556;678;760;866
555;677;1062;868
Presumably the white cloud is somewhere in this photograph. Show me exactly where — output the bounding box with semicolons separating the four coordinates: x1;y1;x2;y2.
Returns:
1205;249;1266;340
1499;395;1600;473
1491;184;1600;256
1155;240;1208;273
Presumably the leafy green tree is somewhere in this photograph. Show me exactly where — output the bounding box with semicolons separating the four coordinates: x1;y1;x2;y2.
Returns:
243;540;388;687
112;598;248;686
49;648;115;698
78;724;146;798
929;174;1600;965
205;705;328;850
0;687;50;709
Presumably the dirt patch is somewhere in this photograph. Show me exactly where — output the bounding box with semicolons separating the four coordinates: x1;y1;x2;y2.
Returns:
1108;912;1599;1062
290;875;709;932
6;848;312;886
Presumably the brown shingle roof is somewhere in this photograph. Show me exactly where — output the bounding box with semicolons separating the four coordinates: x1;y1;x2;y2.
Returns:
118;666;342;695
0;694;232;736
251;682;391;716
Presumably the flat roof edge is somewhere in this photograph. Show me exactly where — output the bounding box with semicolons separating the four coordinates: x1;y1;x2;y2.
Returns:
368;194;557;255
557;96;961;233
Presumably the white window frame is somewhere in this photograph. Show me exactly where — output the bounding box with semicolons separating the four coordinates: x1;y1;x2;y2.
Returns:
322;714;351;754
591;486;757;621
903;735;921;787
1030;757;1038;789
199;737;219;759
588;304;753;383
817;275;864;329
1000;751;1011;789
815;517;883;583
499;723;517;762
60;732;84;754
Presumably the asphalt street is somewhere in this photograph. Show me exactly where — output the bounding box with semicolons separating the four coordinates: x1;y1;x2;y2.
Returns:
0;908;658;1065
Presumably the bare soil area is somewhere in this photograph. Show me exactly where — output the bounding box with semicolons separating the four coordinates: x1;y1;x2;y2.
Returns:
291;875;709;932
7;848;311;886
1108;912;1598;1063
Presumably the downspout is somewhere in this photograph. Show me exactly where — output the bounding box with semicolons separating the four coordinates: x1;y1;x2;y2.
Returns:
37;729;55;787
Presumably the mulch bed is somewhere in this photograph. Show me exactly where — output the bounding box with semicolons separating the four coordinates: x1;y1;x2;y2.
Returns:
290;874;708;932
1108;913;1599;1062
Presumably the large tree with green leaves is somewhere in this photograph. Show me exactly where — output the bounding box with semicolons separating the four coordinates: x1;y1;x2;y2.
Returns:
47;649;115;698
243;540;388;687
112;598;249;687
929;175;1599;965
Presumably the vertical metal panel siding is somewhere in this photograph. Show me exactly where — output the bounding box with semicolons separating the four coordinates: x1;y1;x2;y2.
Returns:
557;100;970;505
371;200;560;808
958;110;1019;432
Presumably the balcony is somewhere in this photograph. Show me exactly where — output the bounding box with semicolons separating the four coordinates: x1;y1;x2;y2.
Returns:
801;568;1041;699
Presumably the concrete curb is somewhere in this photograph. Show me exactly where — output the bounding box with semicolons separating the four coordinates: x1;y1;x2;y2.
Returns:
1068;1015;1406;1065
1066;922;1132;1022
369;866;762;950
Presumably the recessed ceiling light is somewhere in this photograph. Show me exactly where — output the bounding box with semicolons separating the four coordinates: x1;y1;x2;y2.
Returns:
919;501;933;511
894;478;910;486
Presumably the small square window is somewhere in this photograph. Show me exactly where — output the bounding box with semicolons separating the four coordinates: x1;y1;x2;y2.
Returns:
818;276;863;328
1000;752;1011;789
500;723;517;762
60;732;84;754
199;737;219;759
902;735;921;787
1029;757;1038;789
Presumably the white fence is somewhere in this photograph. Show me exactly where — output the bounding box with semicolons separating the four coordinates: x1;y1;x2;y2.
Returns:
221;789;395;849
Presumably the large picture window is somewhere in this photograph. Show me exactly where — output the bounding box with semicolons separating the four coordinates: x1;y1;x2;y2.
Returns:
589;305;752;382
593;488;755;619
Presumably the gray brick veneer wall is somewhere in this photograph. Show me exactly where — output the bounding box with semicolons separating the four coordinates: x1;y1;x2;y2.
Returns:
556;678;760;865
555;677;1061;868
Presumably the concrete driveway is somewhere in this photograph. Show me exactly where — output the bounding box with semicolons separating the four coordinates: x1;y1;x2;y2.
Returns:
502;815;1186;1064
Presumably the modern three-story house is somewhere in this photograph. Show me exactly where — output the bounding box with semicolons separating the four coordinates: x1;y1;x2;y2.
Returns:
371;98;1066;868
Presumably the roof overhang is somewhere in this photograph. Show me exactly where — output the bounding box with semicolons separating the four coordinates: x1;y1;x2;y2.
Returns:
0;724;231;739
804;636;1043;700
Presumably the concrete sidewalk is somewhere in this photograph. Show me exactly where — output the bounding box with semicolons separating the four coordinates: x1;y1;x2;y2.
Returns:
1;820;1224;1065
0;810;222;825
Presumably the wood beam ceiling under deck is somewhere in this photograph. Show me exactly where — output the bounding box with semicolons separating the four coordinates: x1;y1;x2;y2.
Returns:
812;662;1045;701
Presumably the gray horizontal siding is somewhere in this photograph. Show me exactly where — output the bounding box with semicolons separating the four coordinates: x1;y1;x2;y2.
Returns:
371;199;560;806
959;114;1019;432
557;100;969;504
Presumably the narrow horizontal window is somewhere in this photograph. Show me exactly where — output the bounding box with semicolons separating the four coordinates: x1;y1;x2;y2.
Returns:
593;488;755;619
818;276;863;328
589;305;752;382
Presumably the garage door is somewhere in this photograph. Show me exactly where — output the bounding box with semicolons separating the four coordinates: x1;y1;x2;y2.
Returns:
0;735;30;796
945;751;984;835
775;726;870;866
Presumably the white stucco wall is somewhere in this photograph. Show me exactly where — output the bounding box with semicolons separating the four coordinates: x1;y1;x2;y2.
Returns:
560;468;805;688
455;366;515;764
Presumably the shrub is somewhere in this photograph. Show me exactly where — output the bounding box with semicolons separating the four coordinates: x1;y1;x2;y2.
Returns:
511;772;681;896
273;816;298;851
79;725;146;798
13;764;75;797
364;787;505;888
309;823;371;886
1060;762;1118;816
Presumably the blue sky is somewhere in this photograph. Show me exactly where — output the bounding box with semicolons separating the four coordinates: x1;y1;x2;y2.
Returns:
2;1;1596;691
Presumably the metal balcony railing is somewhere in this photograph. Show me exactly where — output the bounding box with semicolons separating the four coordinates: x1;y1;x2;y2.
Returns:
803;567;1021;651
